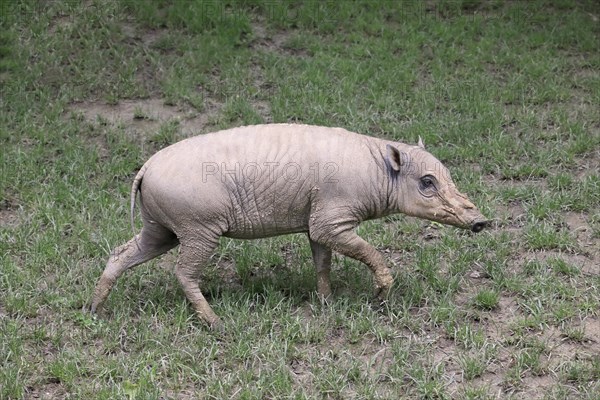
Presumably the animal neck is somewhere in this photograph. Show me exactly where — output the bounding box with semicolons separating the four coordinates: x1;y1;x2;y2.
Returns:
354;140;404;221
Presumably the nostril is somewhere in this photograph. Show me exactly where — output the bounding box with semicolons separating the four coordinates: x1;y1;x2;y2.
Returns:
471;221;488;233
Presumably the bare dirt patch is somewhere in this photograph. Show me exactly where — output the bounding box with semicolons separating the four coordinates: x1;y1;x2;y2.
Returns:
581;317;600;351
250;19;302;56
494;202;527;229
0;209;19;228
0;199;20;229
24;382;66;400
140;28;166;48
574;152;600;180
68;98;222;139
563;211;600;258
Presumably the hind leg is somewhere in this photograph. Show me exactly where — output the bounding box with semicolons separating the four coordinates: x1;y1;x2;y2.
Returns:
91;222;178;314
309;237;333;301
174;236;222;329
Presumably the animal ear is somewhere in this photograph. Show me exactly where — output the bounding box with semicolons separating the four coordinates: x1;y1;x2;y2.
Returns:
418;136;425;149
386;144;403;172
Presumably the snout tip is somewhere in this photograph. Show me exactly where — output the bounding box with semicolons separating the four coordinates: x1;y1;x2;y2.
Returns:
471;220;488;233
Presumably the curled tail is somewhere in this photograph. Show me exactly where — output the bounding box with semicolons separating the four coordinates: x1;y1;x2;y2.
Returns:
131;163;149;250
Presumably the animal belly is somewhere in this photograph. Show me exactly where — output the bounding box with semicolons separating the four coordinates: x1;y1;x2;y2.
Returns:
223;200;311;239
223;216;309;239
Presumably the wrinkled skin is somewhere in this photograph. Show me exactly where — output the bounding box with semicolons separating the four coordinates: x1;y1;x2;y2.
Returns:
91;124;488;329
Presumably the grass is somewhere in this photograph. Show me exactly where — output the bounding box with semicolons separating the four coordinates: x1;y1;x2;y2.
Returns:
1;0;599;399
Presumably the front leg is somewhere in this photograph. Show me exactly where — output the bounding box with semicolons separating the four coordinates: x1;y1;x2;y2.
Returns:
311;229;394;300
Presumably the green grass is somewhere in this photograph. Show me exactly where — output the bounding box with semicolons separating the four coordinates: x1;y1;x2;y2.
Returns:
472;289;500;311
1;0;599;399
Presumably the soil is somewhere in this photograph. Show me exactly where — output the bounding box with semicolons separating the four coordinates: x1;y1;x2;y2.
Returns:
68;98;222;140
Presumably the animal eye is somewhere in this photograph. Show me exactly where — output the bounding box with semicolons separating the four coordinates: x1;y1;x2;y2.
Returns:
419;175;436;192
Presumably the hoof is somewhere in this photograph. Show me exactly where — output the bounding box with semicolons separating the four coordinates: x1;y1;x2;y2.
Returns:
89;302;100;315
89;304;107;319
209;318;225;334
374;285;391;302
317;291;333;305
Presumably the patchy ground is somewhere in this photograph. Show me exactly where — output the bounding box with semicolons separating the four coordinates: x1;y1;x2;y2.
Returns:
69;98;219;138
2;1;599;399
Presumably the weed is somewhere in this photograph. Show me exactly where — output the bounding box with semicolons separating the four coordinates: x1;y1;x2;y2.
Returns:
524;222;576;252
472;289;500;311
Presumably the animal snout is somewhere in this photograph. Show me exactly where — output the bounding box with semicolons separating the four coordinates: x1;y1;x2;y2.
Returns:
471;220;488;233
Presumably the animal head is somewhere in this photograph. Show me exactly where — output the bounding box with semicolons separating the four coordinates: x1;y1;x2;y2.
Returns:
386;139;488;232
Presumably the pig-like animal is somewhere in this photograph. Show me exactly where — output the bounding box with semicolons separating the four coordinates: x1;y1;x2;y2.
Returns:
91;124;488;329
